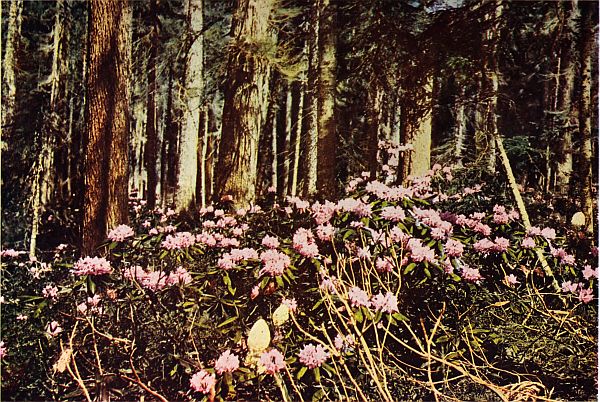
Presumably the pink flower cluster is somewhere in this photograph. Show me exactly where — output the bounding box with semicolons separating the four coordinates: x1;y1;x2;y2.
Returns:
0;249;24;258
316;224;336;241
473;237;510;254
337;198;372;217
293;228;319;258
46;321;62;337
124;265;192;290
551;247;576;265
348;286;371;308
412;207;453;239
107;224;135;242
334;334;355;351
371;291;399;313
444;239;464;257
561;281;595;304
287;196;310;211
72;257;113;276
298;344;329;369
380;206;406;222
461;266;484;282
218;248;259;270
161;232;195;250
311;201;336;225
190;370;216;394
0;341;6;359
261;235;280;249
215;350;240;375
407;238;436;263
365;180;412;201
376;256;394;272
259;349;286;374
42;285;58;299
259;249;291;276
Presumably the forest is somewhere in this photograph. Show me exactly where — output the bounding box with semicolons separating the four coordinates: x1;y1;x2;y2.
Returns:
0;0;598;400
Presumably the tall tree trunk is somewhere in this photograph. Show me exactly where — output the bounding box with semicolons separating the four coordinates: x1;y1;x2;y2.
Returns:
302;8;319;197
82;0;132;255
366;79;383;179
277;84;292;197
316;0;337;199
578;5;596;234
31;0;70;256
175;0;203;212
555;0;580;195
144;1;159;208
453;86;467;162
411;75;433;177
1;0;23;142
215;0;275;207
289;80;303;197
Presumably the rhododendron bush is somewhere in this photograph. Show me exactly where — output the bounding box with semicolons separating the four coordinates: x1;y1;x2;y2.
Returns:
1;162;597;400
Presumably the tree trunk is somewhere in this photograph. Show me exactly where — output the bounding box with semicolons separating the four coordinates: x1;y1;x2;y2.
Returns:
277;84;292;197
555;0;580;195
215;0;275;208
289;80;303;197
144;0;159;208
302;7;319;197
1;0;23;142
175;0;203;212
366;79;383;179
82;0;132;255
411;75;433;177
454;87;467;162
316;0;337;199
578;6;596;234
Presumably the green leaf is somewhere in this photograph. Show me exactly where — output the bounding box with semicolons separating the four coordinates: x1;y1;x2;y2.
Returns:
87;276;96;294
403;263;416;275
297;366;307;379
354;308;364;323
275;276;284;288
314;367;321;382
217;316;238;328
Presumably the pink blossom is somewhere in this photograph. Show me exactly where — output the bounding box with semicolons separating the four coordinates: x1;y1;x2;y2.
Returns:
357;247;372;260
196;231;217;247
578;288;594;304
334;334;355;351
215;350;240;375
376;257;394;272
107;224;135;242
407;238;436;263
348;286;371;308
298;344;329;369
494;237;510;252
42;285;58;299
261;235;280;249
504;274;519;286
259;349;286;375
316;224;336;242
16;314;28;321
219;237;240;248
380;206;406;222
0;341;6;359
473;222;492;236
149;228;159;235
561;254;575;266
320;277;337;293
250;285;260;299
311;201;336;225
389;227;409;244
371;291;399;313
473;238;495;255
561;281;578;293
541;227;556;240
282;297;297;313
441;258;454;274
0;249;24;258
444;239;464;257
46;321;62;337
190;370;216;394
461;266;484;282
527;226;542;236
72;257;112;276
551;247;567;259
161;232;195;250
77;302;88;314
521;237;536;249
293;228;319;258
259;249;291;276
430;227;447;240
582;265;598;280
167;266;192;286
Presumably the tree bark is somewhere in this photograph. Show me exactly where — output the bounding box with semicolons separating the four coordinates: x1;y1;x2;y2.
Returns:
289;80;303;197
578;5;596;234
302;6;319;197
316;0;337;199
554;0;580;195
215;0;275;208
366;78;383;179
144;0;159;208
1;0;23;142
175;0;203;212
82;0;132;255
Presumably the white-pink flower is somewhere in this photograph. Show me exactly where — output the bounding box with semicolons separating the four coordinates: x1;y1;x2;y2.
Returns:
298;344;329;369
107;224;135;242
215;350;240;375
259;349;286;374
190;370;216;394
46;321;62;337
72;257;112;276
371;291;399;313
348;286;371;308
